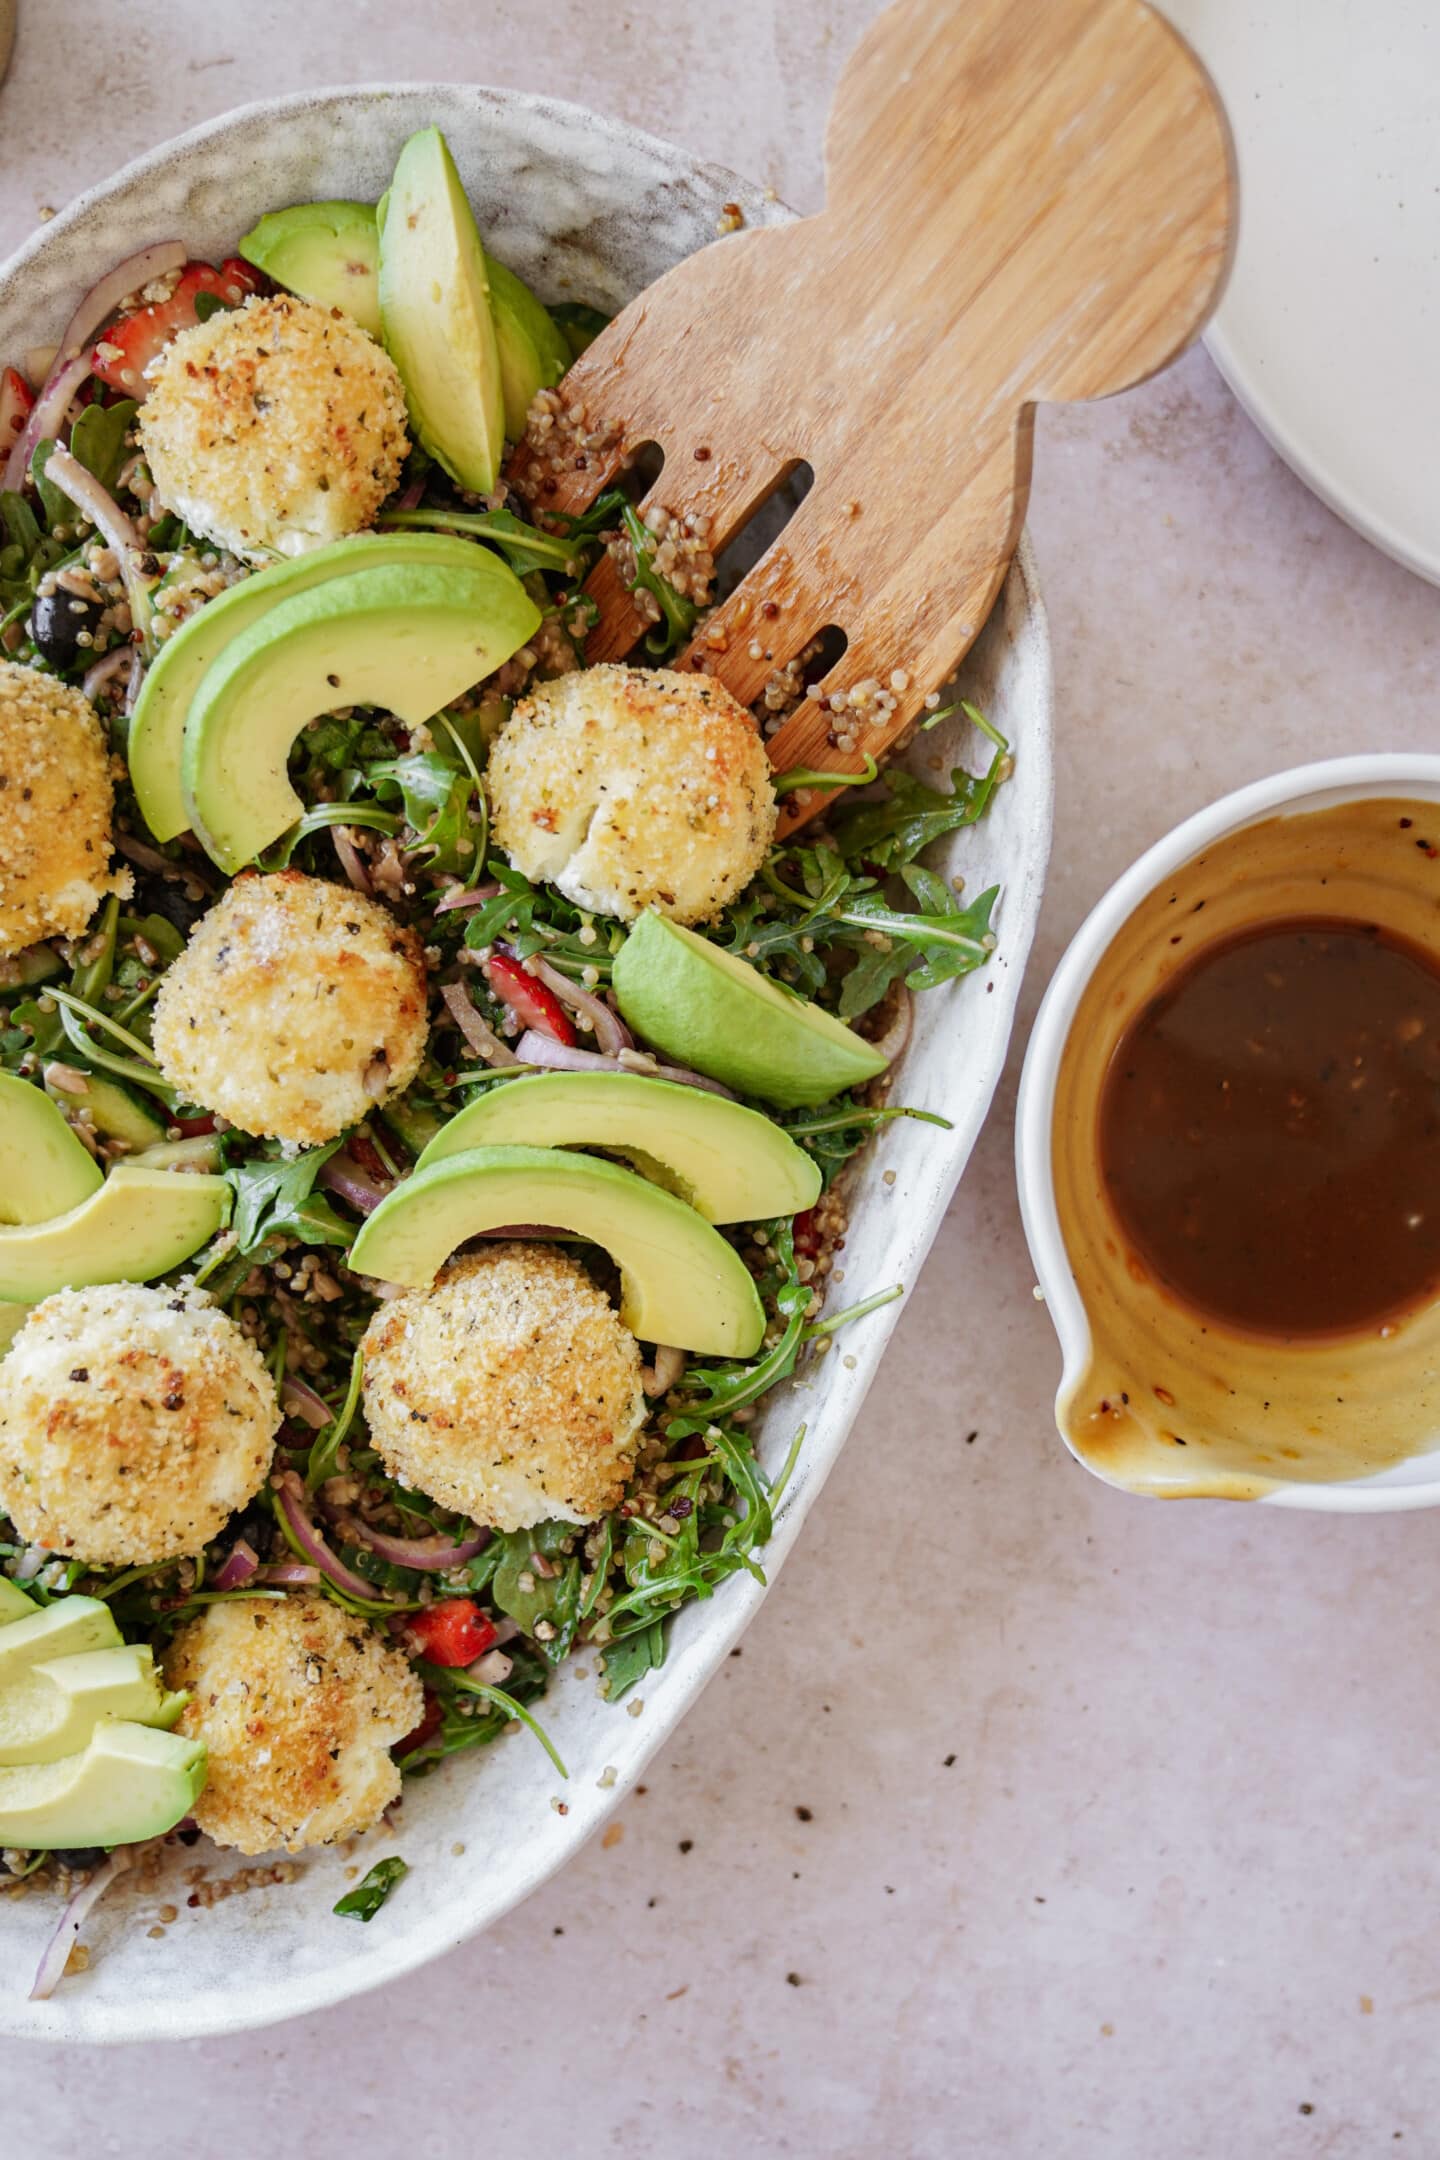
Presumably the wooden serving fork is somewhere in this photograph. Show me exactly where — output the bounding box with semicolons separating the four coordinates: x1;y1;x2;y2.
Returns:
509;0;1234;832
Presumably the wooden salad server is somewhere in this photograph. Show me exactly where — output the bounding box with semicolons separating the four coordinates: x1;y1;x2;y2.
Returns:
509;0;1234;832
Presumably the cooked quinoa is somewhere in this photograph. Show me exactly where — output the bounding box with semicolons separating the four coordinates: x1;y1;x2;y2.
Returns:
0;1281;281;1565
0;661;128;958
360;1245;648;1530
152;871;429;1145
488;663;776;924
138;293;409;562
164;1596;422;1854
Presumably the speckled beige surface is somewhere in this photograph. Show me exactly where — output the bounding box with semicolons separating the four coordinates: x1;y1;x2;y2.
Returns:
5;1;1440;2149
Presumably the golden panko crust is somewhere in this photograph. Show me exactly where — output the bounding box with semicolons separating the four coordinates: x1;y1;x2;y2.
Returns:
138;293;409;562
0;660;128;959
151;870;429;1145
360;1244;647;1531
488;663;777;925
164;1595;423;1855
0;1280;281;1565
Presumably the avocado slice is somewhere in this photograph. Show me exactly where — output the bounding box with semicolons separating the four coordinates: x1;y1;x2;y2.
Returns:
0;1073;102;1226
130;531;513;844
181;554;539;874
612;912;890;1111
378;127;506;494
44;1071;165;1153
0;1580;37;1626
0;1164;229;1304
238;199;382;337
416;1071;821;1223
0;1643;184;1768
486;253;571;439
0;1719;206;1849
0;1598;121;1683
350;1142;765;1356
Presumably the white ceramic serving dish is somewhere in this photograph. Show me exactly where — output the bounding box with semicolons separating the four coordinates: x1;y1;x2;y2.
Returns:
0;85;1053;2043
1017;753;1440;1515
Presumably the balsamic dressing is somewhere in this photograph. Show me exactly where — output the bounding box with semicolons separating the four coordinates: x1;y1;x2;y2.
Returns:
1099;917;1440;1338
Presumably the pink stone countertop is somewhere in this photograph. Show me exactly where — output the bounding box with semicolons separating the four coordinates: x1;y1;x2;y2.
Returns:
5;4;1440;2150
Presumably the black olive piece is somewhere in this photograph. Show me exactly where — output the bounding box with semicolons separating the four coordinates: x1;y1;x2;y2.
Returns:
29;587;106;668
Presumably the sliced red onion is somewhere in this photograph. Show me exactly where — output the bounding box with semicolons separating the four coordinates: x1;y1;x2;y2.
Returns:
324;1507;488;1573
467;1648;514;1686
82;647;131;704
435;880;500;914
256;1562;322;1587
441;980;518;1066
641;1343;687;1396
490;1614;522;1648
212;1538;260;1591
523;951;632;1055
275;1472;381;1602
513;1030;735;1098
4;350;90;491
867;983;913;1067
40;445;152;633
114;831;176;877
392;473;425;513
13;1547;48;1583
280;1374;333;1430
55;239;187;370
319;1153;390;1217
331;825;373;895
31;1846;137;2001
124;648;145;715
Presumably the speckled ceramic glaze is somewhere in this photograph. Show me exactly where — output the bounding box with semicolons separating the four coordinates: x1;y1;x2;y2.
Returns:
0;84;1053;2043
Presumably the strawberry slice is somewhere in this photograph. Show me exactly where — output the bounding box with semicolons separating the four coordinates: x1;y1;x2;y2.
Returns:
91;261;255;398
0;366;33;458
219;257;267;300
484;952;577;1046
405;1599;498;1670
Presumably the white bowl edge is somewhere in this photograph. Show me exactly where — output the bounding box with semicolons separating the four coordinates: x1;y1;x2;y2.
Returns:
0;85;1055;2041
1016;752;1440;1517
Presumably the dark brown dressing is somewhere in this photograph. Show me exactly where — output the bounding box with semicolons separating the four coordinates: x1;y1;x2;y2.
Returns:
1098;917;1440;1339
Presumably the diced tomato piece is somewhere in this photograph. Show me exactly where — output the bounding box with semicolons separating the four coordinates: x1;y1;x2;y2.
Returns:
0;366;33;456
174;1112;216;1138
484;952;577;1046
395;1687;444;1759
405;1599;497;1669
792;1207;820;1257
219;257;266;299
348;1131;391;1182
91;262;249;398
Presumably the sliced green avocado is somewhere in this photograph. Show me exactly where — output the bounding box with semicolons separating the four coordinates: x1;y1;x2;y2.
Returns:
45;1071;165;1153
0;1643;185;1768
0;1580;38;1626
378;127;506;494
182;555;540;874
350;1142;764;1356
0;1599;121;1683
0;1719;206;1848
613;912;890;1111
238;199;382;337
0;1164;230;1304
486;252;571;439
130;531;512;844
0;1073;102;1226
416;1071;820;1224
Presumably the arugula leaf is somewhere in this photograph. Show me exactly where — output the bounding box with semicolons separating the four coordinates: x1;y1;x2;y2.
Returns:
666;1220;810;1436
0;489;41;560
782;1096;952;1186
226;1139;352;1255
30;440;72;532
69;399;138;492
490;1523;583;1664
377;505;584;580
333;1856;408;1922
369;750;477;879
598;1620;665;1700
619;503;697;658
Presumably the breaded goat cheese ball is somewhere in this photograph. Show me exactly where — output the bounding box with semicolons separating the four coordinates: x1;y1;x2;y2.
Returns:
488;663;777;925
0;1281;280;1565
137;293;409;562
152;871;428;1146
360;1245;647;1532
0;660;129;958
164;1595;423;1855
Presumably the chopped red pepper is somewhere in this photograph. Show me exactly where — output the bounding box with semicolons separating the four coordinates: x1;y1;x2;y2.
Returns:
0;367;33;457
174;1113;217;1138
484;952;576;1046
91;261;256;398
404;1599;497;1669
394;1688;444;1759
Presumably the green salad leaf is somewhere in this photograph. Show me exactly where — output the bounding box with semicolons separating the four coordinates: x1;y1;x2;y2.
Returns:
333;1855;408;1921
